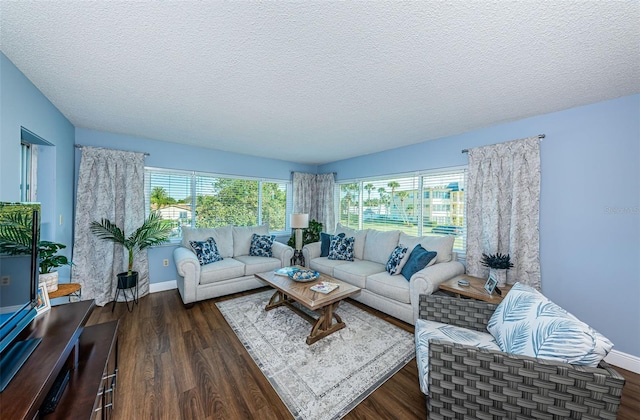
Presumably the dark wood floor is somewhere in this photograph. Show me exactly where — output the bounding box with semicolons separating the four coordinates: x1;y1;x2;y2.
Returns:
87;288;640;419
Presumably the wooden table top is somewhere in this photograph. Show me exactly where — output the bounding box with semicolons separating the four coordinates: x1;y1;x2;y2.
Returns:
48;282;82;299
255;267;361;311
439;274;512;304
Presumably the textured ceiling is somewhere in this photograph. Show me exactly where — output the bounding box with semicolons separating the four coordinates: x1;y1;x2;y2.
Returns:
1;2;639;165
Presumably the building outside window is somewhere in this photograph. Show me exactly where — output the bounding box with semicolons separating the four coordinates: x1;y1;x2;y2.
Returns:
337;168;467;252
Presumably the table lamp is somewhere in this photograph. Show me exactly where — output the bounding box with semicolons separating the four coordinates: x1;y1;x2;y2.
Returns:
290;213;309;266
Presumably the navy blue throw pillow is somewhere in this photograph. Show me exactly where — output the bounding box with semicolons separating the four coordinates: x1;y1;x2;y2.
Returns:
320;232;344;257
401;244;437;281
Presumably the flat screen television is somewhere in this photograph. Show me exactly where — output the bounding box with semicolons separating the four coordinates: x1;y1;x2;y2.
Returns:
0;202;41;392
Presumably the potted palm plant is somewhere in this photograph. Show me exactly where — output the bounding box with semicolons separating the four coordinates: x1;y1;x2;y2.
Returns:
90;212;172;289
0;209;72;292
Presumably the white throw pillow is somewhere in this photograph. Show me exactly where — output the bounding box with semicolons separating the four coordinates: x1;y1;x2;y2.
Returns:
487;283;613;367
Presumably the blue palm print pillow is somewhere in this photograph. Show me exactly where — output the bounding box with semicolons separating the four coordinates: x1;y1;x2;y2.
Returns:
487;282;613;366
249;234;275;257
386;244;408;274
328;235;355;261
189;237;223;266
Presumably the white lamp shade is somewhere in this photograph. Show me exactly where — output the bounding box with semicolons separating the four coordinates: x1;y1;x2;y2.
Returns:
290;213;309;229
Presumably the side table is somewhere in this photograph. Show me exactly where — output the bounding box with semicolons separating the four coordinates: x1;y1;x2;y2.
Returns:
47;282;82;302
439;274;512;304
290;249;305;267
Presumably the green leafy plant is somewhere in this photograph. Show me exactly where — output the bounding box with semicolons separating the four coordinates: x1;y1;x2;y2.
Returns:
481;253;514;270
90;212;173;275
0;211;73;274
287;218;323;248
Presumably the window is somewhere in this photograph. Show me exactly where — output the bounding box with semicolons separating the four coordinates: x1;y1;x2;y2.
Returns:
145;168;290;239
336;168;467;252
20;143;37;202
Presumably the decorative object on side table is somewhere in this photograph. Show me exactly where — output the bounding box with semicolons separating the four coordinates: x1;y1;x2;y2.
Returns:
35;283;51;316
290;213;309;266
481;252;513;287
90;212;172;312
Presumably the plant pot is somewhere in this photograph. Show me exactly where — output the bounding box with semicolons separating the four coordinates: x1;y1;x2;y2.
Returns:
116;271;138;289
39;271;59;292
489;268;507;288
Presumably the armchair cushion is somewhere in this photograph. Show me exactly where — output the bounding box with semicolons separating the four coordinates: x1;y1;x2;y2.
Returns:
487;282;613;367
415;318;500;394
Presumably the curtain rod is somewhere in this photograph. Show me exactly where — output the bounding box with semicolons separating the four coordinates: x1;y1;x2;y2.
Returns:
75;144;150;156
461;134;545;154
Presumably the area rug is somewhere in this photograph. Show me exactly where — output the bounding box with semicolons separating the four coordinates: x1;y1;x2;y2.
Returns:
216;290;415;420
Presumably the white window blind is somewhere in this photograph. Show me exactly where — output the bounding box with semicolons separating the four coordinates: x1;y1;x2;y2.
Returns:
144;168;290;238
336;168;467;252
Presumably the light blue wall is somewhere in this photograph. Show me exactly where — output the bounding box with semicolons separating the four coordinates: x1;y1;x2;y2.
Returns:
321;94;640;358
0;53;75;282
74;128;317;285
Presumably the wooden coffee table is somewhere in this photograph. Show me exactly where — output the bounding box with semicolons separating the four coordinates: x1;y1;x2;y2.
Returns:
255;268;361;345
439;274;512;304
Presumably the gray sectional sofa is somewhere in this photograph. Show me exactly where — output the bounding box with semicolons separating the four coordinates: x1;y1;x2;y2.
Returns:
302;224;465;324
173;225;293;305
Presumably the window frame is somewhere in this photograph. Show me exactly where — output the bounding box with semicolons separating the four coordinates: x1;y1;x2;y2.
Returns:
335;166;467;253
144;167;292;241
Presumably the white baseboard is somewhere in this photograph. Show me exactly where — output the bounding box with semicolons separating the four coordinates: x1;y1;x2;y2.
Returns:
605;349;640;374
149;280;177;294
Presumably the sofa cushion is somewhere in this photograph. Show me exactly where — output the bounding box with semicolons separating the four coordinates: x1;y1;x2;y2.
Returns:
401;245;437;281
234;255;282;276
249;234;275;257
233;225;269;256
399;233;454;264
199;258;246;285
487;283;613;367
320;232;344;257
333;260;385;289
310;257;351;277
182;225;234;258
415;319;500;395
364;229;400;265
334;224;368;260
386;245;408;275
189;237;223;266
328;235;355;261
366;271;411;304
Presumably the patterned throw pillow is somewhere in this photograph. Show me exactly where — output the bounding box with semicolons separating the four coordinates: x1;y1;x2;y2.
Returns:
328;235;355;261
189;237;223;266
487;282;613;367
320;232;344;257
386;244;408;275
415;319;500;395
249;234;276;257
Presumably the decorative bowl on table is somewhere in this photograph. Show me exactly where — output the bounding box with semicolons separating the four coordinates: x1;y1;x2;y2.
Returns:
288;269;320;282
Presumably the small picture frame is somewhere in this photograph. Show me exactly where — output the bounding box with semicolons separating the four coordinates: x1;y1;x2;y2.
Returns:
484;274;498;295
35;284;51;316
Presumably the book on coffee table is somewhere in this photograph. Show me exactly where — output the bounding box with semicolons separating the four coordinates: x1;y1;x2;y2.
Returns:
310;281;340;294
274;266;300;276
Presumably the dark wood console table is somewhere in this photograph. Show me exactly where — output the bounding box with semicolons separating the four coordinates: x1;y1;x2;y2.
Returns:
1;300;118;419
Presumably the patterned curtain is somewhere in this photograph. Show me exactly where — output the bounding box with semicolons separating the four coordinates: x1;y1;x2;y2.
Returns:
72;147;148;306
465;137;541;289
293;172;335;232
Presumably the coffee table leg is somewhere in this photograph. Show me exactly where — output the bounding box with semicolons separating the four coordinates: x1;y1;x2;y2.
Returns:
306;302;346;345
265;290;288;311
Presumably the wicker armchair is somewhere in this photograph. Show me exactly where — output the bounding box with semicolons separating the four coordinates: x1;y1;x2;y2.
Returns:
418;294;626;420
